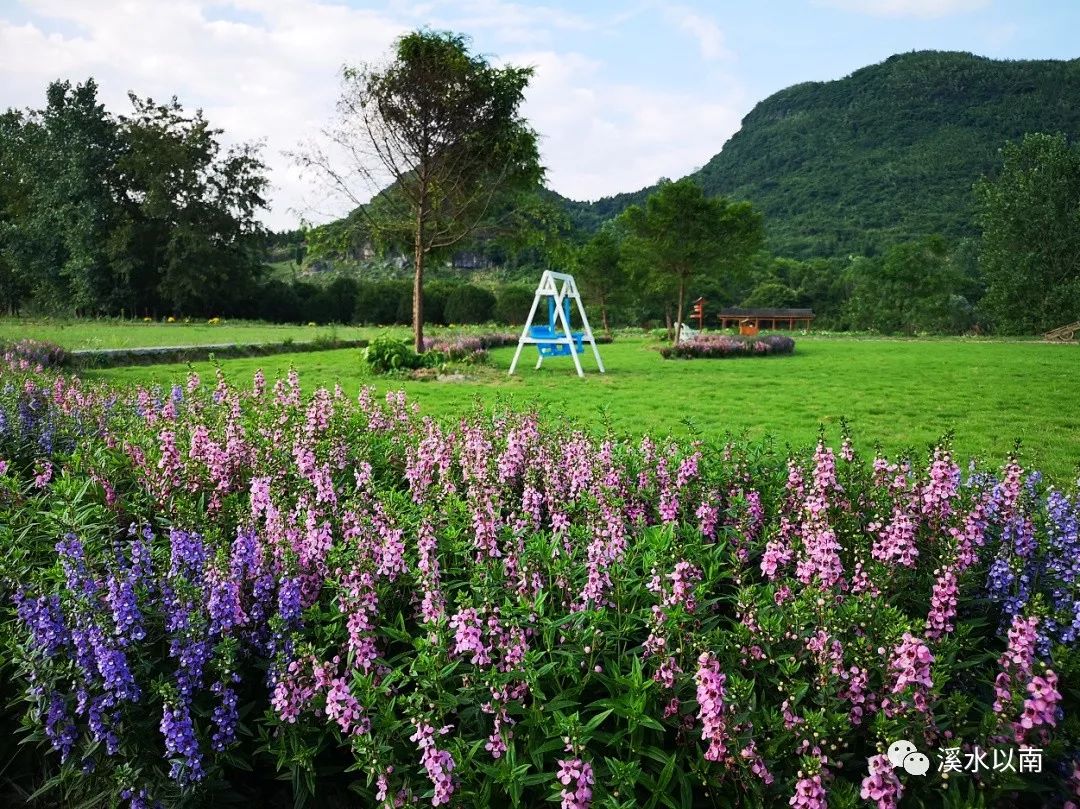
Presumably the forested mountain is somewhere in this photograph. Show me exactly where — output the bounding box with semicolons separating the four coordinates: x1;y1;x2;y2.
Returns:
560;51;1080;258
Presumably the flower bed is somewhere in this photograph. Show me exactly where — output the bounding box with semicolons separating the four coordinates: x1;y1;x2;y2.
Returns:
0;356;1076;808
660;333;795;359
422;332;518;363
1;338;66;369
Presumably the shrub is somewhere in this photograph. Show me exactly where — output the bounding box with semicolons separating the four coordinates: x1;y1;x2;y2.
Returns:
355;281;411;325
493;284;535;325
444;284;496;324
661;333;796;358
324;276;360;324
424;281;459;326
363;335;427;373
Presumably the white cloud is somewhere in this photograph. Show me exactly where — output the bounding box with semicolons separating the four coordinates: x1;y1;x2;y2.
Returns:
662;4;729;61
0;1;744;228
513;50;743;202
817;0;990;18
1;0;407;228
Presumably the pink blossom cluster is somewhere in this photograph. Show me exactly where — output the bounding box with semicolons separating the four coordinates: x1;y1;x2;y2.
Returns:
449;607;490;666
647;560;703;612
761;535;793;580
870;506;919;568
555;758;594;809
793;444;845;588
840;665;873;726
789;772;828;809
993;614;1039;714
925;566;958;639
695;652;729;762
888;632;934;712
410;721;455;806
324;676;368;736
1017;669;1062;741
806;630;844;677
860;754;903;809
740;739;774;785
921;448;960;520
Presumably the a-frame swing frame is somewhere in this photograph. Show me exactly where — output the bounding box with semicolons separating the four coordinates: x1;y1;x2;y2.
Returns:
508;270;605;377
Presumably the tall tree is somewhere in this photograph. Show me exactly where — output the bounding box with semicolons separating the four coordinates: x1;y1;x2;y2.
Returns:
1;79;267;317
0;80;122;314
112;94;268;316
575;225;626;335
976;132;1080;335
0;109;33;314
619;179;764;345
296;30;541;352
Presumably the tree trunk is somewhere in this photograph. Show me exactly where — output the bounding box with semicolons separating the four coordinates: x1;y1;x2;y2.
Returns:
673;277;685;346
601;297;610;336
665;305;673;342
413;205;426;354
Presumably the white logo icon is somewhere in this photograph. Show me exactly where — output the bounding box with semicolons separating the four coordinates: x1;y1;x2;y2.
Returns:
886;739;929;776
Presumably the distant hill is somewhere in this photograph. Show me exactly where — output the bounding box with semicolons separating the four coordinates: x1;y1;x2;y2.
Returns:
559;51;1080;258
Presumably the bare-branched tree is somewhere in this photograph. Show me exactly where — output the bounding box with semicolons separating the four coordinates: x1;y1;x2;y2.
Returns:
295;30;541;351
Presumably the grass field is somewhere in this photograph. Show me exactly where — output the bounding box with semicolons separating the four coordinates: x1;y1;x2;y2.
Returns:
87;333;1080;482
0;318;380;349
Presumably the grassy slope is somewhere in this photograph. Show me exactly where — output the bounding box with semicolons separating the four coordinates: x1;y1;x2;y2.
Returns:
87;335;1080;483
0;320;381;350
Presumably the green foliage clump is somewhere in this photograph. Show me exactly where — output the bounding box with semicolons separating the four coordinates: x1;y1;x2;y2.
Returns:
0;78;268;318
976;132;1080;335
619;179;764;344
363;335;427;374
493;284;534;325
355;281;412;326
844;236;981;334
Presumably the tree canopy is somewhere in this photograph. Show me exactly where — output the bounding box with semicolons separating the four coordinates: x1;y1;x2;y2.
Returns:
573;225;626;335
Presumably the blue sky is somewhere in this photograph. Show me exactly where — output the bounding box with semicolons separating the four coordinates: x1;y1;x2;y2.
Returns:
1;0;1077;228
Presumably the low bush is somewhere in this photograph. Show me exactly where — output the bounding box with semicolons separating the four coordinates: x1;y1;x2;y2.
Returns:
494;285;535;326
356;281;412;326
423;332;517;361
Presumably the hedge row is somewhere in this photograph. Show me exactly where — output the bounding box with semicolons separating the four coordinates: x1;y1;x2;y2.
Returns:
254;279;536;327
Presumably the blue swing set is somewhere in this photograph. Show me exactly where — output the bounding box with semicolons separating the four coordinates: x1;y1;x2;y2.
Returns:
508;270;605;377
529;297;585;357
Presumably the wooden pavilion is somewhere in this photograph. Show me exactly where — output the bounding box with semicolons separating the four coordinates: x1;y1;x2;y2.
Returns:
718;307;815;332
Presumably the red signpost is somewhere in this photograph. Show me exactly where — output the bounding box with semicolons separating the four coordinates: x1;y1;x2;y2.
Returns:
691;297;705;330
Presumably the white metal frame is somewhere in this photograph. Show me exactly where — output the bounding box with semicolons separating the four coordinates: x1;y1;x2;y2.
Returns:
508;270;605;377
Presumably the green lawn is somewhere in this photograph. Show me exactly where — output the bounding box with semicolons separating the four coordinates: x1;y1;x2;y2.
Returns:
0;318;384;350
87;334;1080;482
